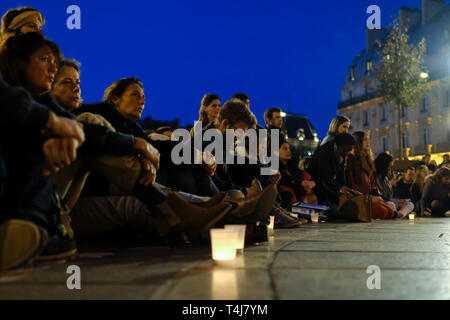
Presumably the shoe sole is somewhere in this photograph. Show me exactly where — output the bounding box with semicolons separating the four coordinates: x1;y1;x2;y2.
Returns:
0;220;43;273
36;247;77;261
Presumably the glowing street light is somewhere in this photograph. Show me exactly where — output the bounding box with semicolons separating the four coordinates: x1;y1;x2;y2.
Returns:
280;111;287;117
420;72;429;79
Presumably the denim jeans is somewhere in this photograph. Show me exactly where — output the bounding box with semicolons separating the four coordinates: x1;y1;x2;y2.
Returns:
0;136;52;229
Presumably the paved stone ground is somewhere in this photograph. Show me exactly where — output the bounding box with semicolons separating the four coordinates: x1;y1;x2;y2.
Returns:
1;218;449;300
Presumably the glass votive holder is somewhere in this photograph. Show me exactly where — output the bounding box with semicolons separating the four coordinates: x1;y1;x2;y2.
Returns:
210;229;238;261
224;225;246;251
409;213;415;220
268;216;275;230
311;212;319;223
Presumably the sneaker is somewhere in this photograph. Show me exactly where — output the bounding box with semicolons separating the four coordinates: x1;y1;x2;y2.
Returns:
36;235;77;261
0;219;48;272
272;206;302;229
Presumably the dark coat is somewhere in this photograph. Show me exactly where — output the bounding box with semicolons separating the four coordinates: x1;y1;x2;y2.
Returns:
307;140;345;207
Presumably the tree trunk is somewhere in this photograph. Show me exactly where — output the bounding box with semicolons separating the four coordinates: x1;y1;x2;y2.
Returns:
398;104;404;160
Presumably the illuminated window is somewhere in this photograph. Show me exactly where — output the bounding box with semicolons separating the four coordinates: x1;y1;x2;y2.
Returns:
366;60;373;75
350;67;356;82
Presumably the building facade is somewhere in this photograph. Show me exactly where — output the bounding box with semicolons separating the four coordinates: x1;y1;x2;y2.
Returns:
338;0;450;163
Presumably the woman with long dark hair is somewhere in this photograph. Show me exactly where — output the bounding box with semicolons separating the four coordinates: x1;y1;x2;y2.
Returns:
421;167;450;217
346;131;395;219
374;152;415;218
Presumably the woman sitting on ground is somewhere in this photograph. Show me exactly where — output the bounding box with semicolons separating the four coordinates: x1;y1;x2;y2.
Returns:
320;115;351;146
346;131;396;219
0;6;44;48
191;94;221;135
277;141;317;206
420;167;450;217
410;165;429;214
374;153;414;218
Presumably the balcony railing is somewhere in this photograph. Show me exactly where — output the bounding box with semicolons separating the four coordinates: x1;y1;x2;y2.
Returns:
338;91;380;109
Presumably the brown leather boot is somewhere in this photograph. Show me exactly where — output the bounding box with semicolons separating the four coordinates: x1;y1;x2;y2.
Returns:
154;193;232;236
195;192;227;208
225;184;277;219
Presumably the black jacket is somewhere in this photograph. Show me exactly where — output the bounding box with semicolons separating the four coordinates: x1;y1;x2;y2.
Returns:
307;140;345;206
34;95;135;157
0;74;49;134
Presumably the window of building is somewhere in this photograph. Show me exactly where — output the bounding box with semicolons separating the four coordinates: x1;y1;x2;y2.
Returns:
350;67;355;82
366;60;373;75
382;137;389;152
364;111;369;126
381;107;387;122
349;90;353;100
402;132;408;148
446;89;450;107
424;129;429;145
422;96;429;112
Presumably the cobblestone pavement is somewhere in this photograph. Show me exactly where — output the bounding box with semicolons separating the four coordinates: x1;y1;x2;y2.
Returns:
1;218;449;299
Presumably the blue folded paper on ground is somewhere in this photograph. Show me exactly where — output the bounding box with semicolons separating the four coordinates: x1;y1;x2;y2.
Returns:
291;202;330;222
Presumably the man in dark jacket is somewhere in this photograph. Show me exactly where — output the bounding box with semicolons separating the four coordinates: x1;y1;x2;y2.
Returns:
307;133;356;212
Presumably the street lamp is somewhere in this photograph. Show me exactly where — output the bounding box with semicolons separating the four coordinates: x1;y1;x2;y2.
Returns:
420;72;429;79
280;111;287;117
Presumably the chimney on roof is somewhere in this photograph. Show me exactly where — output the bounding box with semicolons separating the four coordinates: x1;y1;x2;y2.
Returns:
366;28;387;51
399;7;421;27
422;0;446;25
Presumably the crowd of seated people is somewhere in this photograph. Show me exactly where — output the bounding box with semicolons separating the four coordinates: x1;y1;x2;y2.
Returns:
0;6;449;274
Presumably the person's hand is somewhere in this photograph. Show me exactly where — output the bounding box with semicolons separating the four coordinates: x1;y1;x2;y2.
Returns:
268;171;281;185
397;199;410;208
301;180;315;194
202;151;216;177
134;137;160;171
42;137;81;176
138;157;157;186
42;112;85;144
423;210;432;217
339;186;361;196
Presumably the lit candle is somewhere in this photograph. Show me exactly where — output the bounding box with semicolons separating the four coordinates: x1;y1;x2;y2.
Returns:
268;216;275;230
210;229;238;261
224;225;246;251
409;213;415;220
311;212;319;223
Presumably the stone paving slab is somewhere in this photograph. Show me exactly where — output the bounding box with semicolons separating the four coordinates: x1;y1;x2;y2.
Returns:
0;218;449;299
272;251;450;270
272;269;450;300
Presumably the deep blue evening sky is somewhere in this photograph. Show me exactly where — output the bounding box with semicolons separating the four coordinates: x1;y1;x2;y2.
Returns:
2;0;435;138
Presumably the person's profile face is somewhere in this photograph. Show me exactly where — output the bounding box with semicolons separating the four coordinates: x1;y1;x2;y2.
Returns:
337;121;350;134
